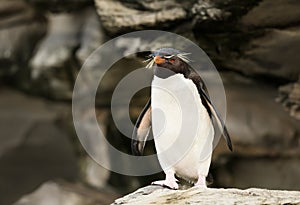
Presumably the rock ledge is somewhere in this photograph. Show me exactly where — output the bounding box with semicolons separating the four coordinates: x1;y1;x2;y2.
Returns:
112;185;300;205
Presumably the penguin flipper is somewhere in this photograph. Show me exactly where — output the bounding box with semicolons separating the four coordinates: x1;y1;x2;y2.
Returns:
131;99;152;155
189;73;233;151
199;85;233;151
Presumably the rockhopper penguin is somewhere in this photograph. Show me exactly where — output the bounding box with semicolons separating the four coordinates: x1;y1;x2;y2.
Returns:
132;48;232;189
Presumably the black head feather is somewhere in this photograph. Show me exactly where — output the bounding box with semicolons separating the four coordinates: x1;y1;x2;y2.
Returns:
146;48;191;77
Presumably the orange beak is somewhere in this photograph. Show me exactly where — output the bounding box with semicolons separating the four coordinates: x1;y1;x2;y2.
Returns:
154;56;166;64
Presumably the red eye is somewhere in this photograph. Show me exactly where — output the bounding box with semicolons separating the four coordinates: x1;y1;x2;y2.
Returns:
169;59;175;63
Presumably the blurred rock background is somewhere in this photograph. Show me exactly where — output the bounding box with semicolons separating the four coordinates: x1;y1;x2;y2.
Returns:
0;0;299;204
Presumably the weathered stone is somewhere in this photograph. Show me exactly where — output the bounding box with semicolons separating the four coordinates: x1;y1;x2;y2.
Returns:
226;28;300;81
112;185;300;205
83;157;110;189
95;0;188;34
27;0;93;12
79;109;111;189
195;27;300;81
29;7;106;100
76;8;106;65
223;73;300;155
30;12;83;78
192;0;300;81
212;73;300;190
14;180;120;205
121;0;195;11
0;0;37;27
277;76;300;120
0;88;78;205
192;0;258;33
1;0;300;199
0;88;63;156
215;157;300;190
241;0;300;28
0;0;46;79
29;11;83;100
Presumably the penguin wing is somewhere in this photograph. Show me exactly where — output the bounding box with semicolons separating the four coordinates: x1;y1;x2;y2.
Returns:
131;99;152;155
189;72;233;151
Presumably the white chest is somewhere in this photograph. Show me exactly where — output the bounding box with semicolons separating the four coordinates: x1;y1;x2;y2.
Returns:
151;74;214;178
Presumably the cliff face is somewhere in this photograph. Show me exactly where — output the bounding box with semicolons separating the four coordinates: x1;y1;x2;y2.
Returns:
0;0;300;204
112;186;300;205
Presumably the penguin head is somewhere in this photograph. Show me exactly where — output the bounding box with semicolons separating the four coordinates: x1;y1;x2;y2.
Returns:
145;48;191;75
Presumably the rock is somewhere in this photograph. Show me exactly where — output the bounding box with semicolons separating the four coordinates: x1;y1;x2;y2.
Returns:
83;157;111;189
30;11;83;79
120;0;194;11
0;88;64;156
225;27;300;81
14;180;120;205
27;0;93;12
75;8;106;65
277;76;300;120
0;0;38;27
0;0;299;198
29;7;106;100
192;0;258;33
112;185;300;205
96;0;295;83
215;157;300;190
79;109;111;189
95;0;188;34
211;73;300;190
0;88;78;205
30;9;82;98
0;0;46;80
192;0;300;81
223;73;300;154
240;0;300;28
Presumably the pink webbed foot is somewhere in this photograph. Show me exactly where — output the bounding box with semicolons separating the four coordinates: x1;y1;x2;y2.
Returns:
151;170;179;190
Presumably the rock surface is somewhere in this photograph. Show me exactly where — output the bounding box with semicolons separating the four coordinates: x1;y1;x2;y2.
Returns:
112;185;300;205
0;0;46;80
0;0;300;203
29;6;105;100
29;11;83;100
223;73;300;155
0;88;78;205
215;157;300;190
94;0;300;81
192;0;300;81
14;180;120;205
95;0;189;34
209;73;300;189
277;76;300;120
27;0;93;12
225;27;300;81
240;0;300;28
